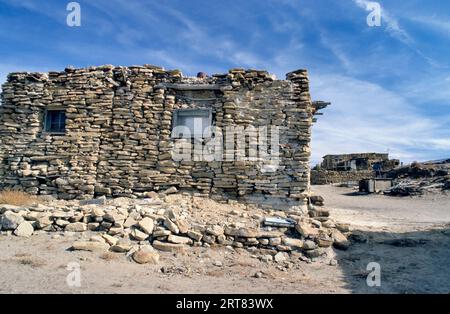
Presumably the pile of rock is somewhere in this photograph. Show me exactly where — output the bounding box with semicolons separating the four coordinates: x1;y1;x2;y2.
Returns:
0;194;350;264
384;162;450;196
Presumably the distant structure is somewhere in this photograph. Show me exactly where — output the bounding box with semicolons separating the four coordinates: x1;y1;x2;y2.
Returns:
311;153;400;185
320;153;399;172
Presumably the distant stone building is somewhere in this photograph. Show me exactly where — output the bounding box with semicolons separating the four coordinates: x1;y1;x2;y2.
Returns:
320;153;399;171
311;153;400;185
0;65;327;205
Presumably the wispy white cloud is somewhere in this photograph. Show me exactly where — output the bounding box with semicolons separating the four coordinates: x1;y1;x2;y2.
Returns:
408;15;450;37
310;73;450;164
353;0;412;44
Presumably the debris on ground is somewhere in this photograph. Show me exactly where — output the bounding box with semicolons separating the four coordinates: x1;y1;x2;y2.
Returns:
384;161;450;196
0;193;351;264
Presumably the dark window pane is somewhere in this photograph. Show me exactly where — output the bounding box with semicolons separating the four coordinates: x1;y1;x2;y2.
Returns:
45;110;66;133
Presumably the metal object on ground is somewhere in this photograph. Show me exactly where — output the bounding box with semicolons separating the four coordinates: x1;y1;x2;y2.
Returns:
263;217;296;228
359;178;393;193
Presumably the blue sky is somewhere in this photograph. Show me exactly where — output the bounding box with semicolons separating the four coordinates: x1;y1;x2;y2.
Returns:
0;0;449;165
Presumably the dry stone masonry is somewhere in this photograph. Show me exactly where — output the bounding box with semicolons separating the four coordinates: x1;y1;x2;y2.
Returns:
0;192;350;263
0;65;325;207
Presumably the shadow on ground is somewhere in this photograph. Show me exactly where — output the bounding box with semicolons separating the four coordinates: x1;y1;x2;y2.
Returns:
334;226;450;293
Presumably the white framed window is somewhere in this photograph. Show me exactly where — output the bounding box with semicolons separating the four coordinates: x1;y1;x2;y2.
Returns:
172;108;212;138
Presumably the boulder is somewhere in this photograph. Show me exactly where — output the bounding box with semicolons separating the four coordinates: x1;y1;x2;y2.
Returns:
302;240;317;250
175;219;189;234
281;237;303;249
102;234;119;246
206;225;224;237
132;250;160;264
1;211;25;230
162;186;178;195
131;228;149;241
0;205;25;214
332;230;350;250
167;235;193;245
152;240;187;253
187;230;203;242
316;235;333;247
274;252;287;263
65;222;87;232
71;241;109;252
14;221;34;237
123;217;137;228
110;240;132;252
138;217;154;234
224;226;259;238
163;218;179;234
295;221;318;238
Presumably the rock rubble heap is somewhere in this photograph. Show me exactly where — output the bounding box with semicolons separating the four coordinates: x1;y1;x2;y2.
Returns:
0;193;350;263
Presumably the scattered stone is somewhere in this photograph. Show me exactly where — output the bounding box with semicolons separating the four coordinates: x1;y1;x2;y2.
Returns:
102;234;118;246
131;228;149;241
274;252;287;263
281;237;303;249
175;219;189;234
295;221;318;238
152;240;187;253
260;255;273;263
167;234;193;245
187;230;203;242
213;261;223;267
302;240;317;250
332;230;350;250
110;240;132;253
71;241;109;252
138;217;154;234
14;221;34;237
65;222;87;232
305;249;322;259
132;250;160;264
206;225;224;237
164;218;179;234
335;223;350;233
1;211;25;230
162;187;178;195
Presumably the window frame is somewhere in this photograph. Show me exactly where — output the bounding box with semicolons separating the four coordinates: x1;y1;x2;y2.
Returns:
171;108;213;139
43;109;67;134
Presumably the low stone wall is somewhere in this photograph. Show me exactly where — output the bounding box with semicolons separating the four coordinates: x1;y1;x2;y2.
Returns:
311;170;375;185
0;193;350;263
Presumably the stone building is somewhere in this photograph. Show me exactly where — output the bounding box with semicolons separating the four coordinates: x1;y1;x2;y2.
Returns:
320;153;399;171
311;153;400;185
0;65;326;205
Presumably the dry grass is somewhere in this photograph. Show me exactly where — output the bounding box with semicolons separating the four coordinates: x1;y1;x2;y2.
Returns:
15;256;46;268
0;190;39;206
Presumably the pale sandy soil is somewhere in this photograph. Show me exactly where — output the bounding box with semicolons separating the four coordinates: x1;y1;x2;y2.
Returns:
1;185;449;294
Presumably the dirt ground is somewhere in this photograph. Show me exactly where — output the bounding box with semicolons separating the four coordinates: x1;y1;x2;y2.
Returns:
1;185;449;294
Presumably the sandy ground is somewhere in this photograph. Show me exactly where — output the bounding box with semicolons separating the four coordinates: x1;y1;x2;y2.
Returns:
1;185;449;294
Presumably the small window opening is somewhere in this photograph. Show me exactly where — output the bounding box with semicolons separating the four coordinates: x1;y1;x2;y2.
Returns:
172;109;212;138
45;110;66;133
